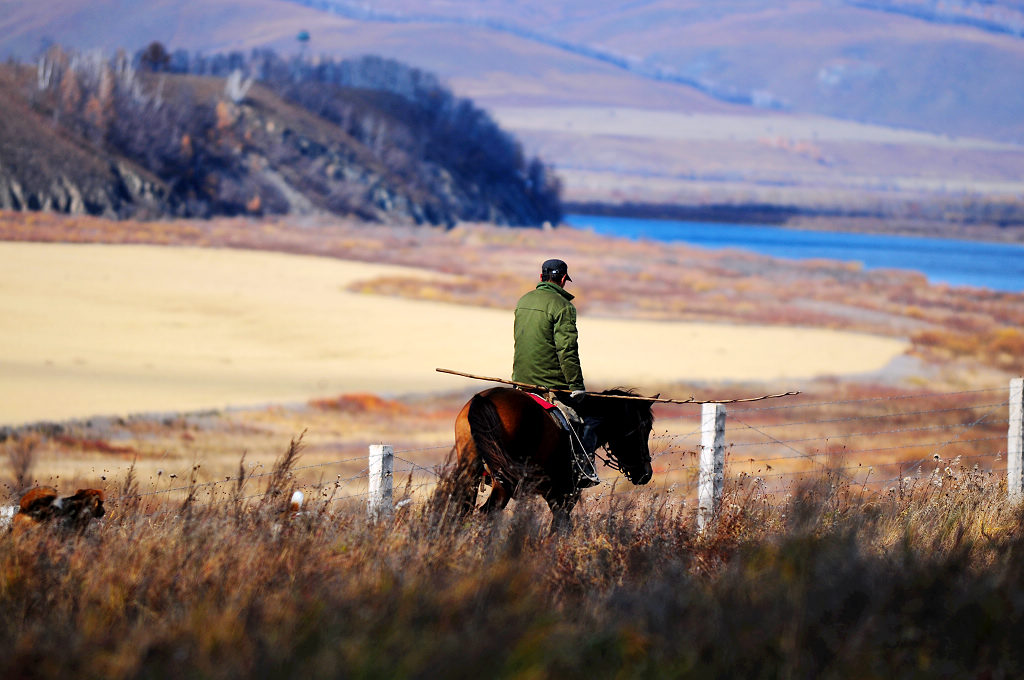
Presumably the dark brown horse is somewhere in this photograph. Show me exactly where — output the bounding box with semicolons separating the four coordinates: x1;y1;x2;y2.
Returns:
453;387;655;531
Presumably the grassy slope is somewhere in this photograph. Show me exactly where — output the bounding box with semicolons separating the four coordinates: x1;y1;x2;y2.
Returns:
0;68;167;206
295;0;1024;141
1;449;1020;678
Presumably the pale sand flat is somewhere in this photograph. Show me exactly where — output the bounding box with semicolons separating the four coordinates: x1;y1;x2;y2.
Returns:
0;242;908;425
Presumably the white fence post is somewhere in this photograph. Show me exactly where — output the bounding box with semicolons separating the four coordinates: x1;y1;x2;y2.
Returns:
368;444;393;521
1009;378;1024;503
698;402;726;533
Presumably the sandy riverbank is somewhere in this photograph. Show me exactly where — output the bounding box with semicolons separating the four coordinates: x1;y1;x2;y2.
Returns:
0;242;909;425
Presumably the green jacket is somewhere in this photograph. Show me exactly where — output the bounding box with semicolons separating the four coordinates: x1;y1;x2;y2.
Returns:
512;281;585;392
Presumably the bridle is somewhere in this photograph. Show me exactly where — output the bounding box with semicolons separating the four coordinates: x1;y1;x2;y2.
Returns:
595;409;652;478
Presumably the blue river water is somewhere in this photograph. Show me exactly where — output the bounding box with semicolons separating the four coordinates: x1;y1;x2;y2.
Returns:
567;214;1024;292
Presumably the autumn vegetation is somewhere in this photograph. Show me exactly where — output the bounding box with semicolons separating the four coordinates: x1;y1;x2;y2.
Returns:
0;210;1017;502
2;440;1022;677
0;45;561;225
2;208;1022;675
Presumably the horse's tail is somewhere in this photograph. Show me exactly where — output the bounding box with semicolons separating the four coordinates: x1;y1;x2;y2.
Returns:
467;394;517;487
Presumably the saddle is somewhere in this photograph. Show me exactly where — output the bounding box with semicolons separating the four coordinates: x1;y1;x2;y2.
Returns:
525;391;579;432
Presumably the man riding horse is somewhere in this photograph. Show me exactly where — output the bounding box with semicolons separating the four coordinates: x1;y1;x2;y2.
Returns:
512;259;602;488
449;259;655;527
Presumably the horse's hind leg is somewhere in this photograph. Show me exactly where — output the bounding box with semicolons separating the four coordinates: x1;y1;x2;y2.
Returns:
451;458;482;517
479;482;512;514
449;452;511;517
452;434;484;517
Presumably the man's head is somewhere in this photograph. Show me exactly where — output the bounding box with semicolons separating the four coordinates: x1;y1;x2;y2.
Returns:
540;259;572;286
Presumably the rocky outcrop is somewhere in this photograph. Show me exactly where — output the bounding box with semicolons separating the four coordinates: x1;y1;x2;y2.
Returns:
0;164;168;217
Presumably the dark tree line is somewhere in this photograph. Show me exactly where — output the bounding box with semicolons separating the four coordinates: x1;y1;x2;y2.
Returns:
19;43;561;225
159;47;562;224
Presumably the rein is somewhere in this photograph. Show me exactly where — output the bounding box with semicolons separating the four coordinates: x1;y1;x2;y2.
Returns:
596;409;651;475
596;450;623;473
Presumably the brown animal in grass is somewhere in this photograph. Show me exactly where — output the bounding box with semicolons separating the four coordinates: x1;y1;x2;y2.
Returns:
289;490;304;516
12;486;105;532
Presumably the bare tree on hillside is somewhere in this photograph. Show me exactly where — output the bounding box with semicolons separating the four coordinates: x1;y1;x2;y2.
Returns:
225;69;254;104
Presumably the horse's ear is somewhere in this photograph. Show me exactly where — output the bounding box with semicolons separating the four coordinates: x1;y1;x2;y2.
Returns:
652;393;660;399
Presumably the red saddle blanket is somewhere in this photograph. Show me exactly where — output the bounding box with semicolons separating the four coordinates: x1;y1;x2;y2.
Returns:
526;392;559;411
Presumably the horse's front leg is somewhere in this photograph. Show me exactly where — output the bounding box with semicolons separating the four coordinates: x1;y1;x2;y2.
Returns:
547;492;580;535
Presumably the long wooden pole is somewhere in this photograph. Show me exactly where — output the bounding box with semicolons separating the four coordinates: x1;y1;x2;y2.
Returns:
435;368;799;405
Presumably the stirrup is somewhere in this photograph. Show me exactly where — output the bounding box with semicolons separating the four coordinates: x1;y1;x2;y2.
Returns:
571;437;600;489
546;407;599;489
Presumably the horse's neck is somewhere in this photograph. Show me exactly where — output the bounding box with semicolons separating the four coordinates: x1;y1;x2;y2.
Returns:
592;404;619;441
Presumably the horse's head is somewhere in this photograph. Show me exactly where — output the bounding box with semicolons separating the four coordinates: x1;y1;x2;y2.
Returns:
595;390;654;485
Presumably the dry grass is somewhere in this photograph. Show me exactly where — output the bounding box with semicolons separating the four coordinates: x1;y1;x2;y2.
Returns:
1;453;1021;678
0;379;1011;512
1;211;1020;674
3;433;40;500
0;367;1016;677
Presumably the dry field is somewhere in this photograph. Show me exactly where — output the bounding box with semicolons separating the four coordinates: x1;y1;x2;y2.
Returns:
1;210;1021;506
0;213;1019;499
1;440;1021;678
2;212;1023;678
0;241;905;425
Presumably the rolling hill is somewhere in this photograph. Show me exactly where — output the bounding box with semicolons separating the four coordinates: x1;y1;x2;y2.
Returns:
2;0;1023;227
285;0;1024;142
0;52;561;224
7;0;1021;141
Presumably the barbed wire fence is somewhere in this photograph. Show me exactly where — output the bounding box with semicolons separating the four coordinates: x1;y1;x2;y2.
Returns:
94;444;454;518
6;380;1020;528
349;379;1023;527
670;382;1019;530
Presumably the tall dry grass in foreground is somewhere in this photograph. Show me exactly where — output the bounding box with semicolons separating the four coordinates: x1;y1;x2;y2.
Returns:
2;459;1023;679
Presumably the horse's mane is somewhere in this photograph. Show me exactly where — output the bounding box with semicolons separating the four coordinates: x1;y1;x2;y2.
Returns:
599;387;645;399
594;388;656;427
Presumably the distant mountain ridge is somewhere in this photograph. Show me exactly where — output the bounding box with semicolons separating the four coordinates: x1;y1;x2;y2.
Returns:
0;49;561;225
3;0;1023;141
2;0;1022;229
288;0;1024;143
844;0;1024;37
285;0;789;109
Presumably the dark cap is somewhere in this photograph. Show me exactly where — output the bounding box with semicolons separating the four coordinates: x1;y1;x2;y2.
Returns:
541;258;572;282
